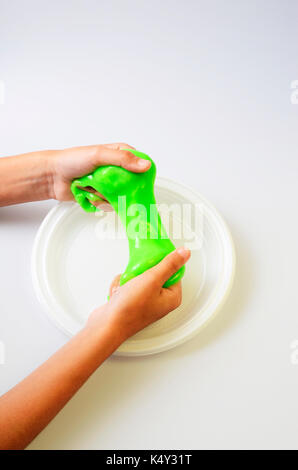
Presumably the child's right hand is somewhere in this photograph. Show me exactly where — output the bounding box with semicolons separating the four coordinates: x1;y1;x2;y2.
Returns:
87;248;191;343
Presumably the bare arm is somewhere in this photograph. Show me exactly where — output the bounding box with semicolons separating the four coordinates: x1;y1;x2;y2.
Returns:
0;152;53;206
0;248;190;450
0;322;120;450
0;143;190;449
0;143;151;207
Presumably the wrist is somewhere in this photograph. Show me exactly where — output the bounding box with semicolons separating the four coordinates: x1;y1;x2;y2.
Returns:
0;151;57;206
43;150;57;200
84;305;127;351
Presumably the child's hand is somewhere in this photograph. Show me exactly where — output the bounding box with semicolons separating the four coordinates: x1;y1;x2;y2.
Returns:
87;248;191;343
48;143;151;209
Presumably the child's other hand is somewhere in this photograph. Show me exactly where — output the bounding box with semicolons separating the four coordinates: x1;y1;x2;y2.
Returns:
87;248;191;343
48;143;151;210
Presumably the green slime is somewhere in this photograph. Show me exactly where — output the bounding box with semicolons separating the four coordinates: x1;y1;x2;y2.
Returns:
71;150;185;287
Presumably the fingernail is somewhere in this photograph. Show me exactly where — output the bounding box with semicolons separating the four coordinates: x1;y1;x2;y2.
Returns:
177;247;191;260
94;202;113;212
137;159;151;169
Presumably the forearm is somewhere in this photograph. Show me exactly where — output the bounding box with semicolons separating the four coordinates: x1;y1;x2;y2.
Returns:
0;144;151;207
0;152;54;206
0;318;123;450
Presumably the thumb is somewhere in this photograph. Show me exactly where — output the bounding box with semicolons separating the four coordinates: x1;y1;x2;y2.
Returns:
150;248;191;286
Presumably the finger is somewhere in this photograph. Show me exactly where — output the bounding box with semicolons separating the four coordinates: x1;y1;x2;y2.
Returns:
92;147;151;173
91;200;114;211
103;143;136;150
149;248;191;286
77;186;108;201
109;274;122;298
78;186;114;211
160;282;182;314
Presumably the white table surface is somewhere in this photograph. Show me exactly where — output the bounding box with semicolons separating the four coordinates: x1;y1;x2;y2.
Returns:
1;0;298;450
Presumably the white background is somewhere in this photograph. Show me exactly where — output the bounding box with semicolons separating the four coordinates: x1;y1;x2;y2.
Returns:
0;0;298;450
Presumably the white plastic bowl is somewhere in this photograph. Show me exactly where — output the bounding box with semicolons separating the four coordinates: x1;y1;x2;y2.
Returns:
31;177;235;356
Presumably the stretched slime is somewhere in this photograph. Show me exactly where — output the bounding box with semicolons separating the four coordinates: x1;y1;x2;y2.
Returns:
70;150;185;288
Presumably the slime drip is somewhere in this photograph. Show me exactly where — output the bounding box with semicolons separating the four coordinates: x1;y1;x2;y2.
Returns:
71;150;185;287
